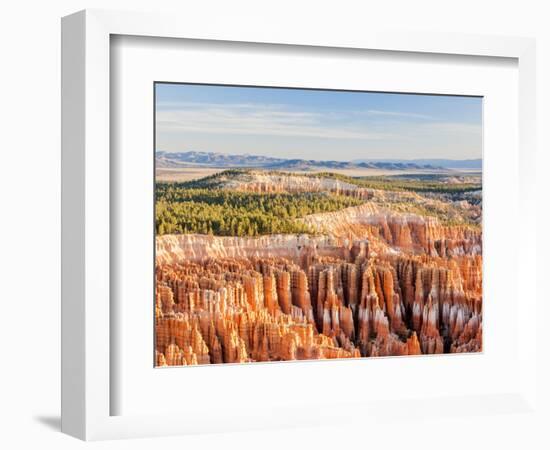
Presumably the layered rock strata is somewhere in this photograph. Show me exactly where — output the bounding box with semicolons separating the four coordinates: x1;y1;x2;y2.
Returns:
299;203;481;257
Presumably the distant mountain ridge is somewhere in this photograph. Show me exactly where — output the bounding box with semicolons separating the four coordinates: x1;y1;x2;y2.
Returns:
156;151;285;168
156;151;455;171
353;158;482;169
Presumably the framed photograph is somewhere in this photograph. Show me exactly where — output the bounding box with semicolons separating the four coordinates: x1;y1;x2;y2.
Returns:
62;9;538;441
153;82;483;366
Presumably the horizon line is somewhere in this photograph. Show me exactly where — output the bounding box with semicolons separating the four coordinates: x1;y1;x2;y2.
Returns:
155;149;481;162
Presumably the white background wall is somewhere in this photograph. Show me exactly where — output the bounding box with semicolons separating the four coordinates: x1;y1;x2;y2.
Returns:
0;1;548;448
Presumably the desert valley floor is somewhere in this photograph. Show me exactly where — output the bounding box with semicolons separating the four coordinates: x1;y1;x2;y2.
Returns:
154;167;482;366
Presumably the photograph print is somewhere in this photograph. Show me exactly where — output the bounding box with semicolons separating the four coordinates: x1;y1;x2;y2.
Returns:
154;83;482;367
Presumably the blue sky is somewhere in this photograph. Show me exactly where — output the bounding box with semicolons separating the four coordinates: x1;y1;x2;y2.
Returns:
155;83;482;161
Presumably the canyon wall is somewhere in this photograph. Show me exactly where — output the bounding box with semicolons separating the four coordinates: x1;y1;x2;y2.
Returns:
156;233;352;266
299;203;481;257
157;202;482;266
224;171;371;197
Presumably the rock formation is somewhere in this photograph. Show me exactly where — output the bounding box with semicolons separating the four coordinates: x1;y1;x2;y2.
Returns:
155;238;482;365
298;203;482;257
155;172;482;366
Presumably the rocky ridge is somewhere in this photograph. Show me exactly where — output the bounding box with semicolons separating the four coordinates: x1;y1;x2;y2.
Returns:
202;170;482;225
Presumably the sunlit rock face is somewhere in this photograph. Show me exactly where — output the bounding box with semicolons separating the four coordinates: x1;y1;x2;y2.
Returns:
298;203;482;257
156;234;350;266
155;231;482;366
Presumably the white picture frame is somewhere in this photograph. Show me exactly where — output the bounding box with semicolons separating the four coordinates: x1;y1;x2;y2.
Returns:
61;9;538;441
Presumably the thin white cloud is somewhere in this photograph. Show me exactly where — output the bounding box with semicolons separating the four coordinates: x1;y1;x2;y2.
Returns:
157;101;264;111
365;109;434;120
155;101;481;160
156;104;390;141
409;121;482;136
